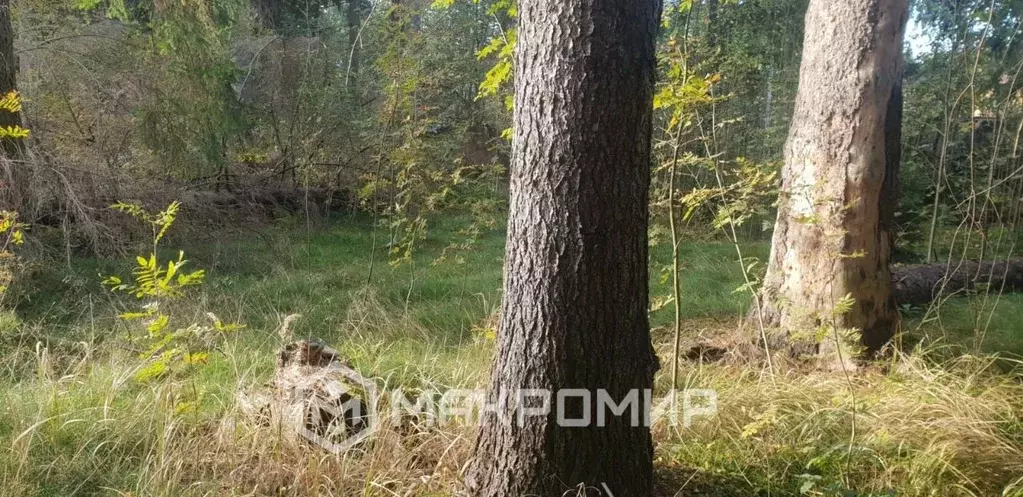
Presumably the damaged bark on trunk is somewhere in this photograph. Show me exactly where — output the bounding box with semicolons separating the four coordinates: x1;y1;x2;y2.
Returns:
754;0;910;353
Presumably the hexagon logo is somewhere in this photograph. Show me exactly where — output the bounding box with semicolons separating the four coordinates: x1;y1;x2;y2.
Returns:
295;362;379;454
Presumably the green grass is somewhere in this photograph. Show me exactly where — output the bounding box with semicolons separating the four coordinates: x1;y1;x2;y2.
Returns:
11;214;769;351
2;215;1023;496
903;293;1023;358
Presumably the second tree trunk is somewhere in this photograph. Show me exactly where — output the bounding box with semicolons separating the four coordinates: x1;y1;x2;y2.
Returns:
755;0;910;353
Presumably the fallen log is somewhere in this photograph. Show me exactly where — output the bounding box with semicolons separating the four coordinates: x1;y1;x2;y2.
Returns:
678;259;1023;364
181;186;356;216
891;258;1023;305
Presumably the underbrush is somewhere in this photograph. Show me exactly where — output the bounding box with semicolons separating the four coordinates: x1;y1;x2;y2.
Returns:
0;295;488;496
655;351;1023;496
3;320;1022;496
1;222;1022;496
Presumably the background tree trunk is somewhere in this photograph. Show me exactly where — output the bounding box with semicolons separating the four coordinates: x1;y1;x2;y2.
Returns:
0;0;26;213
251;0;282;31
464;1;662;496
344;0;365;92
755;0;909;353
707;0;719;51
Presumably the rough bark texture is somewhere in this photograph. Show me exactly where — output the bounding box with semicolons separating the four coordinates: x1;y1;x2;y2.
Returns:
892;259;1023;305
464;1;662;496
756;0;909;352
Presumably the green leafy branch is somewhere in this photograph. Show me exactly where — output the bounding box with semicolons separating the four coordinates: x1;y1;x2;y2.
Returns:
103;201;241;386
0;91;29;303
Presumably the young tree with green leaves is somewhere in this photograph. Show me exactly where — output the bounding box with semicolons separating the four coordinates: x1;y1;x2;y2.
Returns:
0;0;27;213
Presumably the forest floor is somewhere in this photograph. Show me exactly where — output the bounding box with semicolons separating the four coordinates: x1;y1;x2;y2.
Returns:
2;214;1023;496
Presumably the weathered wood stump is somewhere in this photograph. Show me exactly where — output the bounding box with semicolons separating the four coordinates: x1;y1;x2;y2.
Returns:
238;336;374;452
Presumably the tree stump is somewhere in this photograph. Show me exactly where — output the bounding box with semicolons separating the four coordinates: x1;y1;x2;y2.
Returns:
238;339;374;453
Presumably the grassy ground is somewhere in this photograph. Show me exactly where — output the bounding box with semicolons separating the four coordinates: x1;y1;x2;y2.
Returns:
1;214;1022;496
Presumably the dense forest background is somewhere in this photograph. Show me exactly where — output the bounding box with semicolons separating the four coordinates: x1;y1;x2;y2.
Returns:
10;0;1023;266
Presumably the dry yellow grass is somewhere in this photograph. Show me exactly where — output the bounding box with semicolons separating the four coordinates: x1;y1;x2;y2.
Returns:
2;298;1022;496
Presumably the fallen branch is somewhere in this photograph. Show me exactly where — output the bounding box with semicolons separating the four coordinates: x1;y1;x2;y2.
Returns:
680;259;1023;364
891;258;1023;305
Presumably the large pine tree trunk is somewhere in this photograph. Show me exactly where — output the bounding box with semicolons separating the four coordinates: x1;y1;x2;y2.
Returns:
464;1;662;496
755;0;909;353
